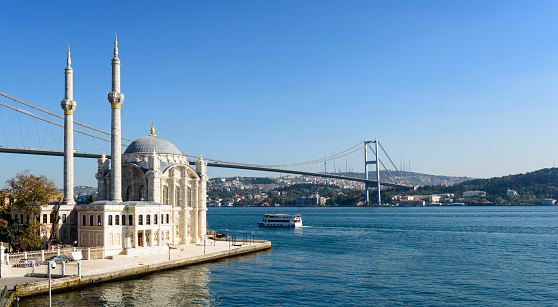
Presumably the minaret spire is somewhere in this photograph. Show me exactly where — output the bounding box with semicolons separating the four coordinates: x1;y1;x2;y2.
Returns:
61;45;77;205
114;33;118;57
108;35;125;203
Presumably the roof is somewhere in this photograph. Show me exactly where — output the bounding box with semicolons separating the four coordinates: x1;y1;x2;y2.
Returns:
123;136;181;155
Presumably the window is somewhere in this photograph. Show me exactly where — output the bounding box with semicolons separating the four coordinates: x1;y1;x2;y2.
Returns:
108;215;113;226
83;215;86;226
43;214;47;223
97;215;101;226
122;215;126;225
166;214;169;224
115;215;119;225
154;214;158;225
127;186;132;201
139;215;143;225
175;188;180;207
139;185;145;201
21;215;24;224
161;214;164;224
163;186;169;205
89;215;93;226
63;214;67;223
129;215;133;226
14;214;18;224
146;214;150;225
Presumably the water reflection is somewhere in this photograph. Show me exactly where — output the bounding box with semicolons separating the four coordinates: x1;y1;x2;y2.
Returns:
20;264;214;306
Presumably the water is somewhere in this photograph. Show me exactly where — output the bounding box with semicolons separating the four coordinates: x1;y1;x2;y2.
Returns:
21;206;558;306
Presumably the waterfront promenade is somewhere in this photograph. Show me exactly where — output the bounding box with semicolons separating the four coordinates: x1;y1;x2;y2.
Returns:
0;239;270;304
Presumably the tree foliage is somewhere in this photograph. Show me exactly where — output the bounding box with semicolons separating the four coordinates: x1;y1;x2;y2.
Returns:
0;169;60;249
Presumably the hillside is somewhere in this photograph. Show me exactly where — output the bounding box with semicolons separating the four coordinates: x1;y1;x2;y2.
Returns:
413;167;558;203
336;171;472;186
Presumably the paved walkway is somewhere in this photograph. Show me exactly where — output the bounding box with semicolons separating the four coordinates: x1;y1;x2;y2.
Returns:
0;239;257;290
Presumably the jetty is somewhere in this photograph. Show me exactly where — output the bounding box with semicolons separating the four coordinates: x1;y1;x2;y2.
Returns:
0;239;270;306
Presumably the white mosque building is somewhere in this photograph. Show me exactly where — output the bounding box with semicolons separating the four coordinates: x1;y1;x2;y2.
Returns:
12;37;208;257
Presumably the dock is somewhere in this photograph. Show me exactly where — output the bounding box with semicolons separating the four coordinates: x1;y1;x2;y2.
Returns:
0;239;270;305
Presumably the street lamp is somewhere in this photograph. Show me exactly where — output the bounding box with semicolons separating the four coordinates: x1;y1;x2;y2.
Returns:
167;243;171;261
48;260;56;307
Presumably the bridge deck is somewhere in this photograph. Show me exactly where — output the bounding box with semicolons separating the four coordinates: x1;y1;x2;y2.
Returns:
0;147;413;189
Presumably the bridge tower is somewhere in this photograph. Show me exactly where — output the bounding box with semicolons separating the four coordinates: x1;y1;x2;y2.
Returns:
61;46;76;205
108;34;125;203
364;140;381;205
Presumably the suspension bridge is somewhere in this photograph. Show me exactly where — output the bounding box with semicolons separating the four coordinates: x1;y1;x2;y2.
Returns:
0;91;413;205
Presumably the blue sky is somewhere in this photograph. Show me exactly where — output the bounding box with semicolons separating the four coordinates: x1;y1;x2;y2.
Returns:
1;1;558;188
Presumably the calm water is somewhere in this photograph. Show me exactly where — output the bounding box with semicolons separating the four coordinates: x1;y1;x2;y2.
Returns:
21;206;558;306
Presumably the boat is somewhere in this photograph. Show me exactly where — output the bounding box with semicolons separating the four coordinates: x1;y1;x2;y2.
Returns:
258;214;302;227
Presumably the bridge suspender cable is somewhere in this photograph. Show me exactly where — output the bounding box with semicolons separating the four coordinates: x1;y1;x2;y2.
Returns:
0;100;123;145
0;91;135;142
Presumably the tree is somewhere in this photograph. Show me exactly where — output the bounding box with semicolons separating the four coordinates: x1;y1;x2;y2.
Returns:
86;194;95;203
0;170;60;249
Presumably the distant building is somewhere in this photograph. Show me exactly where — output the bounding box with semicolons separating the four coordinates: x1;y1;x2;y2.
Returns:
506;189;518;197
463;191;486;197
542;199;556;205
296;193;326;206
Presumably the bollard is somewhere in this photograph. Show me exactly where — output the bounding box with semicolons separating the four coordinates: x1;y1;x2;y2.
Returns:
41;250;45;262
24;251;27;259
78;262;82;278
61;262;65;277
87;248;91;260
32;261;35;276
57;248;60;256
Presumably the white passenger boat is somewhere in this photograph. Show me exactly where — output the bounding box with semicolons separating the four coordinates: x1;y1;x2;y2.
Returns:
258;214;302;227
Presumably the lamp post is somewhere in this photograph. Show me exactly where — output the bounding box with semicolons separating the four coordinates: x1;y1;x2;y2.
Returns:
167;243;171;261
48;260;56;307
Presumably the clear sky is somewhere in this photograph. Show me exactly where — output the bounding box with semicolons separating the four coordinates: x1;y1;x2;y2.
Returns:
1;1;558;188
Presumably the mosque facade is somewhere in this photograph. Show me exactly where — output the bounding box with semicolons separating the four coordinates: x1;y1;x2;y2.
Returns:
11;37;208;256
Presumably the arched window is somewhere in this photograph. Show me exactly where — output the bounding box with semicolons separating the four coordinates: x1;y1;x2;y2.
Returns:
108;215;113;226
154;214;158;225
166;214;169;224
115;215;120;225
127;186;133;201
97;215;101;226
89;215;93;226
129;215;133;225
161;214;164;224
163;186;169;205
82;214;86;226
175;187;180;207
139;185;145;201
122;215;126;225
139;214;143;225
146;214;150;225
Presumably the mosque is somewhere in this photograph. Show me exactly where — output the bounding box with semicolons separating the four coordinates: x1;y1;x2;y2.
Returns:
12;37;208;257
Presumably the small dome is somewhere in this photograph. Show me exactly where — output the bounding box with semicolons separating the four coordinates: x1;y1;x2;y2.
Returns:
124;136;182;155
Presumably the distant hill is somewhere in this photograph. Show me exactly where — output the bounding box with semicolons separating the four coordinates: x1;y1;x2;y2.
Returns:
414;167;558;202
334;171;472;186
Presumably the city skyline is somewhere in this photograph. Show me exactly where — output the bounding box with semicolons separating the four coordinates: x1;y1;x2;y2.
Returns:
2;1;558;188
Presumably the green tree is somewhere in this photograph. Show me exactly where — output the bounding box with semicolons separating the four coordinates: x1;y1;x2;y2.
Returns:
86;194;96;203
0;170;59;249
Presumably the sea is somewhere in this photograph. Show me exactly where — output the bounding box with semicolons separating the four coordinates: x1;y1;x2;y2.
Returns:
20;206;558;306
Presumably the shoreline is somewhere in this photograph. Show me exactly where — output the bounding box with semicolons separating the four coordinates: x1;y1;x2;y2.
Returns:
0;240;270;303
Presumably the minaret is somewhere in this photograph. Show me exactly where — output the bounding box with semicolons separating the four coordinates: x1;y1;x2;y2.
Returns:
61;46;76;205
108;34;125;203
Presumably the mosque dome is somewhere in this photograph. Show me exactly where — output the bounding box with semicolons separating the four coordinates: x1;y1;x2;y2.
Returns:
124;135;182;155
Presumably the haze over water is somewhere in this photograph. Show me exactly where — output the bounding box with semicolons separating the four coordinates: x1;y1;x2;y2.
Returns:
22;206;558;306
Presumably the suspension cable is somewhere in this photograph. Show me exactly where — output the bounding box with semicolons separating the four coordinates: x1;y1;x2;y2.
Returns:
377;141;409;186
0;91;135;142
0;101;129;146
367;144;399;184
